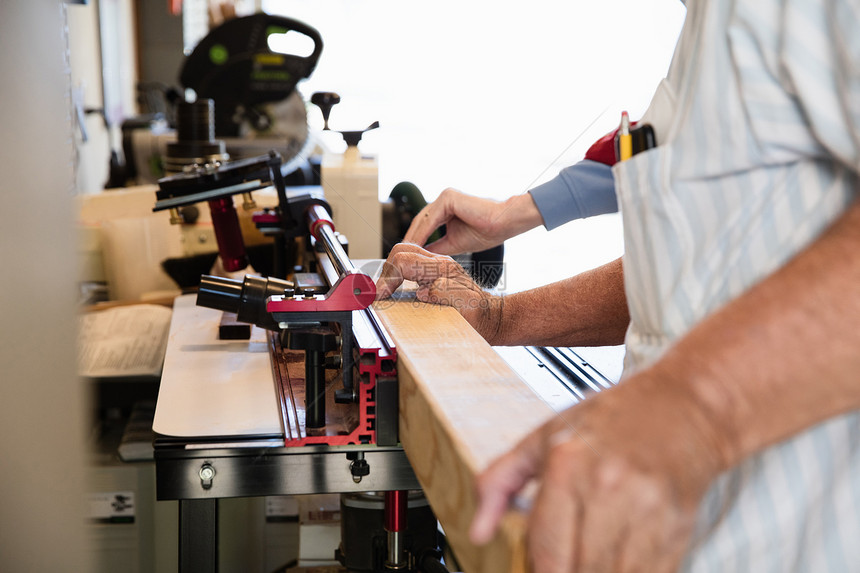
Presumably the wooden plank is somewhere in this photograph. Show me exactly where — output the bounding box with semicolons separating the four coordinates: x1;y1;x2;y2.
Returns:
375;293;557;573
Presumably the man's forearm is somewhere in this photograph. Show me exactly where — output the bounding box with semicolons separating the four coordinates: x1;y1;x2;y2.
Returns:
490;257;629;346
640;197;860;470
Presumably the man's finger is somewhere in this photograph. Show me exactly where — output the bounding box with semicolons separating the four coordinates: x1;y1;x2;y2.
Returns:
375;246;459;299
469;432;545;545
415;284;431;302
403;188;467;245
388;252;455;283
375;260;405;300
528;475;581;573
422;234;457;256
403;204;446;246
404;188;464;247
386;242;439;258
424;276;479;309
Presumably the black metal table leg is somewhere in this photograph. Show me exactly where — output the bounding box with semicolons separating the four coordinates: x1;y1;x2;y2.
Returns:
179;498;218;573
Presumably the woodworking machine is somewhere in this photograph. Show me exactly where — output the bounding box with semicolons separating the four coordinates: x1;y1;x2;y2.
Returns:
150;139;624;573
152;150;446;572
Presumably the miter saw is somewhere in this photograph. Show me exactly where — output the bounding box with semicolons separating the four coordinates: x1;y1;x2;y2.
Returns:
122;13;322;186
180;12;321;160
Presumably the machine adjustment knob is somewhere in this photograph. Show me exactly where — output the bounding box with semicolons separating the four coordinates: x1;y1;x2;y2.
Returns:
347;452;370;483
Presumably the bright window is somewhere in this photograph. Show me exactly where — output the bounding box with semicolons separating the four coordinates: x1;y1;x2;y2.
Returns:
265;1;686;288
262;1;685;197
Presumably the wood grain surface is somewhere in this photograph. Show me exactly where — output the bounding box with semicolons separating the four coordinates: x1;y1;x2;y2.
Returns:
375;292;556;573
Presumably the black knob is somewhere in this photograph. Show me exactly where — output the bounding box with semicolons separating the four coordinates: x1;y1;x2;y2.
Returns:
350;458;370;478
311;92;340;130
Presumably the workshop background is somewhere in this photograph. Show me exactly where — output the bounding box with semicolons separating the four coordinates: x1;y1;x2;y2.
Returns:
0;1;684;571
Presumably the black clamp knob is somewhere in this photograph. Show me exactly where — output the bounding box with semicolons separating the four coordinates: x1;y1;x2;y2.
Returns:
347;452;370;483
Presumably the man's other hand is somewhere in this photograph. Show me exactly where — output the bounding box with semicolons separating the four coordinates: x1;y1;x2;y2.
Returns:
469;368;727;573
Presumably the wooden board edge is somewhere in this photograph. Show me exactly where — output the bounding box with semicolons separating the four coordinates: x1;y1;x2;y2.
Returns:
398;364;529;573
375;297;543;573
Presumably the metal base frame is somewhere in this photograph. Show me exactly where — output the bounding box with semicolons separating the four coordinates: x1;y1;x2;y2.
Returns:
155;443;419;573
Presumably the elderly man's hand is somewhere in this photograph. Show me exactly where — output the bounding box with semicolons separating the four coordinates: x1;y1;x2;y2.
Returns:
404;188;542;255
470;367;729;573
375;243;503;342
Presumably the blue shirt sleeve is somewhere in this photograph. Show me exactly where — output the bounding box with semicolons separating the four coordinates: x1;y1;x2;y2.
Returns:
528;160;617;230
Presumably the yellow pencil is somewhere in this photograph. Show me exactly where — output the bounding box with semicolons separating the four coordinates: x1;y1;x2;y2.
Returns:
618;111;632;162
